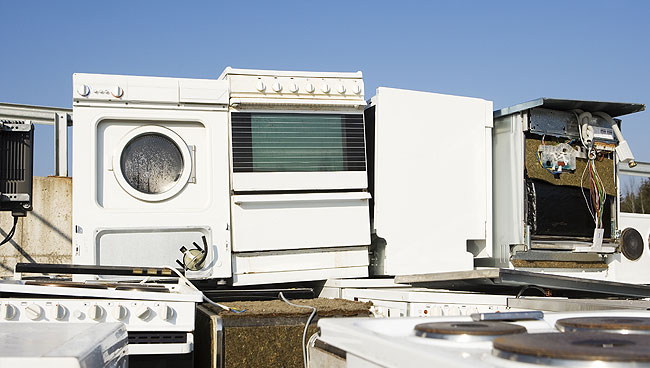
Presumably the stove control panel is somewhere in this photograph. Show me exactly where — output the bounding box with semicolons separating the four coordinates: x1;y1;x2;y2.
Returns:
0;299;195;331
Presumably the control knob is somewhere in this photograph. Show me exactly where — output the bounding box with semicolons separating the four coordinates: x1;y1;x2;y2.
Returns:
25;304;42;320
321;83;331;93
111;86;123;98
88;304;104;321
272;82;282;92
136;306;151;320
289;83;299;93
352;84;362;94
255;81;266;92
305;83;315;93
1;303;16;320
157;304;173;321
50;304;66;320
112;305;127;321
77;84;90;97
337;84;346;94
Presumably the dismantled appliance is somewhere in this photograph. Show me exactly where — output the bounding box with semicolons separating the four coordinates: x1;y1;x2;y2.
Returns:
0;323;128;368
364;87;493;275
312;310;650;367
0;265;201;365
73;68;370;285
486;98;646;280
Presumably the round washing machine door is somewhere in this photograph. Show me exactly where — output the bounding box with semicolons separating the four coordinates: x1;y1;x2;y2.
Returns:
112;125;192;201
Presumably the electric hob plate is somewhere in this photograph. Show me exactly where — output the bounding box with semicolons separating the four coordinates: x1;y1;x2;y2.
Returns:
556;317;650;334
414;321;527;342
493;332;650;365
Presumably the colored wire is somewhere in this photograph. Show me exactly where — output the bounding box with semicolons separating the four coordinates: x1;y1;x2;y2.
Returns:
580;150;607;229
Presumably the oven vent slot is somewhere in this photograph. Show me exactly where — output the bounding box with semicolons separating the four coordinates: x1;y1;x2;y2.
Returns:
127;332;188;344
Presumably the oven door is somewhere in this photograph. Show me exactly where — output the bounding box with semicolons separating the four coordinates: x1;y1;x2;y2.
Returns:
230;112;367;191
229;111;370;252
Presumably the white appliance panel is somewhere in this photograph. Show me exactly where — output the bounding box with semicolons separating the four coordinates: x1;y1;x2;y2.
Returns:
231;192;371;252
371;87;493;275
607;212;650;283
72;73;232;280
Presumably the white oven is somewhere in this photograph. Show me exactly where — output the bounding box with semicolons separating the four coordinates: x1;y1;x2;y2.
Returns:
220;68;371;285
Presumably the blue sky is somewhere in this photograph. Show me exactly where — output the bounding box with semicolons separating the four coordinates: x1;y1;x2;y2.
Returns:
1;1;649;177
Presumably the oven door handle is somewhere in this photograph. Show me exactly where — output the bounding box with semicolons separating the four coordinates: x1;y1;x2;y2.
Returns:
233;192;371;205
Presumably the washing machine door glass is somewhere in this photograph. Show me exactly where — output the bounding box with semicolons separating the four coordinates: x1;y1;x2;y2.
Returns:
120;133;184;194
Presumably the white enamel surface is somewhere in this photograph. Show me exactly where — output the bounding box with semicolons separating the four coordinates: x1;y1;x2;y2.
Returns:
371;87;493;275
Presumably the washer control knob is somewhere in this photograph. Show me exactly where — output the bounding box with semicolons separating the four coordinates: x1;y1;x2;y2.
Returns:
256;81;266;92
25;304;42;320
337;84;346;94
305;83;315;93
352;84;362;95
1;303;16;320
321;83;331;93
50;304;66;320
73;310;84;320
77;84;91;97
112;305;127;321
111;86;123;98
136;306;151;320
157;304;173;321
289;83;299;93
272;82;282;92
88;304;104;321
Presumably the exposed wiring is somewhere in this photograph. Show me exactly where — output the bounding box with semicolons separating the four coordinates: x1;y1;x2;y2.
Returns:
0;216;19;247
579;147;607;229
163;266;246;313
537;135;562;175
279;292;317;368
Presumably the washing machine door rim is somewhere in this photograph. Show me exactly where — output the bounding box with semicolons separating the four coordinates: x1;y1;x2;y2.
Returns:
112;125;193;202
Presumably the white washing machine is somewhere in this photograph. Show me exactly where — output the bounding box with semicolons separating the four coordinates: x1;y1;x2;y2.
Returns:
72;73;231;279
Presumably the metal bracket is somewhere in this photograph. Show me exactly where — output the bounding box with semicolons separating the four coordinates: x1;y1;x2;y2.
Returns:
0;120;33;132
0;193;30;202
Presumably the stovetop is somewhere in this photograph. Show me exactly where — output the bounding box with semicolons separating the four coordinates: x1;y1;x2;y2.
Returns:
316;310;650;367
0;278;202;302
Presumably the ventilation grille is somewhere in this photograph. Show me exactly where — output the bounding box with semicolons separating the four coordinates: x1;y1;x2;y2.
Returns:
127;331;188;344
0;120;34;214
0;120;31;193
231;113;366;173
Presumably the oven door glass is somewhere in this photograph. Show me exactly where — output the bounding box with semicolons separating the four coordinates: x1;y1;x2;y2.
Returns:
232;113;365;173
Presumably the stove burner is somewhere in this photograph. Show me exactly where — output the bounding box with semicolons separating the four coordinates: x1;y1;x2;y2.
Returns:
413;321;526;342
24;280;109;289
493;332;650;366
556;317;650;334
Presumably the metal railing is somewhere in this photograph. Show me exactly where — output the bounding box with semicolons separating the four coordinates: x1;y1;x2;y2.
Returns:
0;103;72;176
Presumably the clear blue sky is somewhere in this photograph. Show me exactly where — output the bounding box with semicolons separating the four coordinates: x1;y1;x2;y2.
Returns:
1;1;649;177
